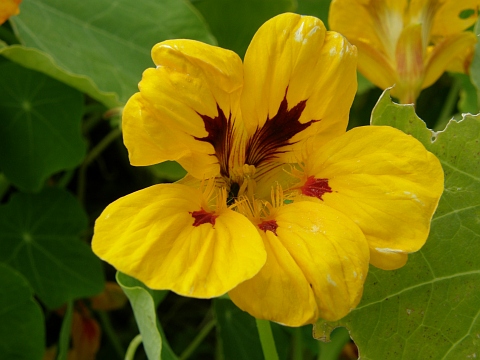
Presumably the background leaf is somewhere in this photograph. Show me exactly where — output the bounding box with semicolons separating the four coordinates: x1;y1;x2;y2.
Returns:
315;90;480;359
0;263;45;360
296;0;331;25
0;61;86;192
191;0;295;58
10;0;216;105
0;45;120;108
117;272;178;360
214;298;264;359
0;187;104;309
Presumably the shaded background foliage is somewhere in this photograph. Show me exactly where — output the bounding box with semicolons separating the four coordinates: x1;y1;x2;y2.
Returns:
0;0;478;359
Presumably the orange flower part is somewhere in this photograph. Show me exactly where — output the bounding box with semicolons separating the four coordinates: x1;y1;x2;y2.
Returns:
0;0;21;25
329;0;479;103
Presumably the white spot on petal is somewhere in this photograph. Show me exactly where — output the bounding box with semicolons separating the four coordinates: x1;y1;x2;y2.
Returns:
403;191;425;206
353;271;357;278
375;247;405;254
326;274;337;287
294;22;305;43
306;26;320;38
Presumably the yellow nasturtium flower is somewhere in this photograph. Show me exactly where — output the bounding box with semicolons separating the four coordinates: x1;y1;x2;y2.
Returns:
0;0;21;25
92;13;444;326
329;0;479;104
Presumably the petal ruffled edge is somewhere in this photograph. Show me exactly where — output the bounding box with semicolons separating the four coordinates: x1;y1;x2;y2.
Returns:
296;126;444;270
92;183;266;298
241;12;357;163
229;201;369;325
125;39;244;179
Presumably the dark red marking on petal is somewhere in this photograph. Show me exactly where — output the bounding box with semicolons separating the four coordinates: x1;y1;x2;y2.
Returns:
195;105;234;177
301;176;332;200
258;219;278;235
245;92;319;167
191;209;218;227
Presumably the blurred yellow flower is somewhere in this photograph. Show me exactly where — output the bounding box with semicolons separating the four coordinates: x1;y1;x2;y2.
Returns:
330;0;478;103
92;13;443;326
0;0;21;25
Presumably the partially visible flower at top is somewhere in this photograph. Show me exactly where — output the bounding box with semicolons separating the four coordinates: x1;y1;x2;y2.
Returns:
92;13;444;326
329;0;479;104
0;0;21;25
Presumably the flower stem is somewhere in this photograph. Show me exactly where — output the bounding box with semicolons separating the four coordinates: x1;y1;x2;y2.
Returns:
98;311;125;359
256;319;279;360
179;318;216;360
435;77;461;131
0;173;10;201
84;127;122;167
77;127;121;204
57;301;74;360
292;327;304;360
124;334;142;360
317;327;351;360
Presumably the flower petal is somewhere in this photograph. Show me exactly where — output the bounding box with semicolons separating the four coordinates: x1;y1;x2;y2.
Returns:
394;23;425;104
92;184;266;298
355;40;397;91
431;0;479;37
126;40;244;179
241;13;357;162
423;32;477;88
299;126;444;270
229;201;369;325
0;0;21;25
122;93;173;166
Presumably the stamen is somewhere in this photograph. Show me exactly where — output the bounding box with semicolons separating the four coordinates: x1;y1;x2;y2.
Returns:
258;220;278;235
191;209;218;227
301;176;332;200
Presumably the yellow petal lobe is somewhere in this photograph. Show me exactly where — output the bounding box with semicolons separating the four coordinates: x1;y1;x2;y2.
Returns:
423;32;477;88
229;201;369;325
431;1;479;37
128;40;244;179
241;13;357;160
92;184;266;298
300;126;443;270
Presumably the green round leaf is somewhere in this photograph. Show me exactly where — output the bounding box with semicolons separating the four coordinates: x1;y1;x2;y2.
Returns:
10;0;216;104
0;263;45;360
0;187;104;309
0;45;121;109
0;61;86;192
315;90;480;359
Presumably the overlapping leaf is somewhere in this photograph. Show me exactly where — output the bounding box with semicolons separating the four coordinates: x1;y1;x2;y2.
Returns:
0;61;86;192
0;264;44;360
9;0;216;105
315;90;480;359
117;272;176;360
0;187;104;309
